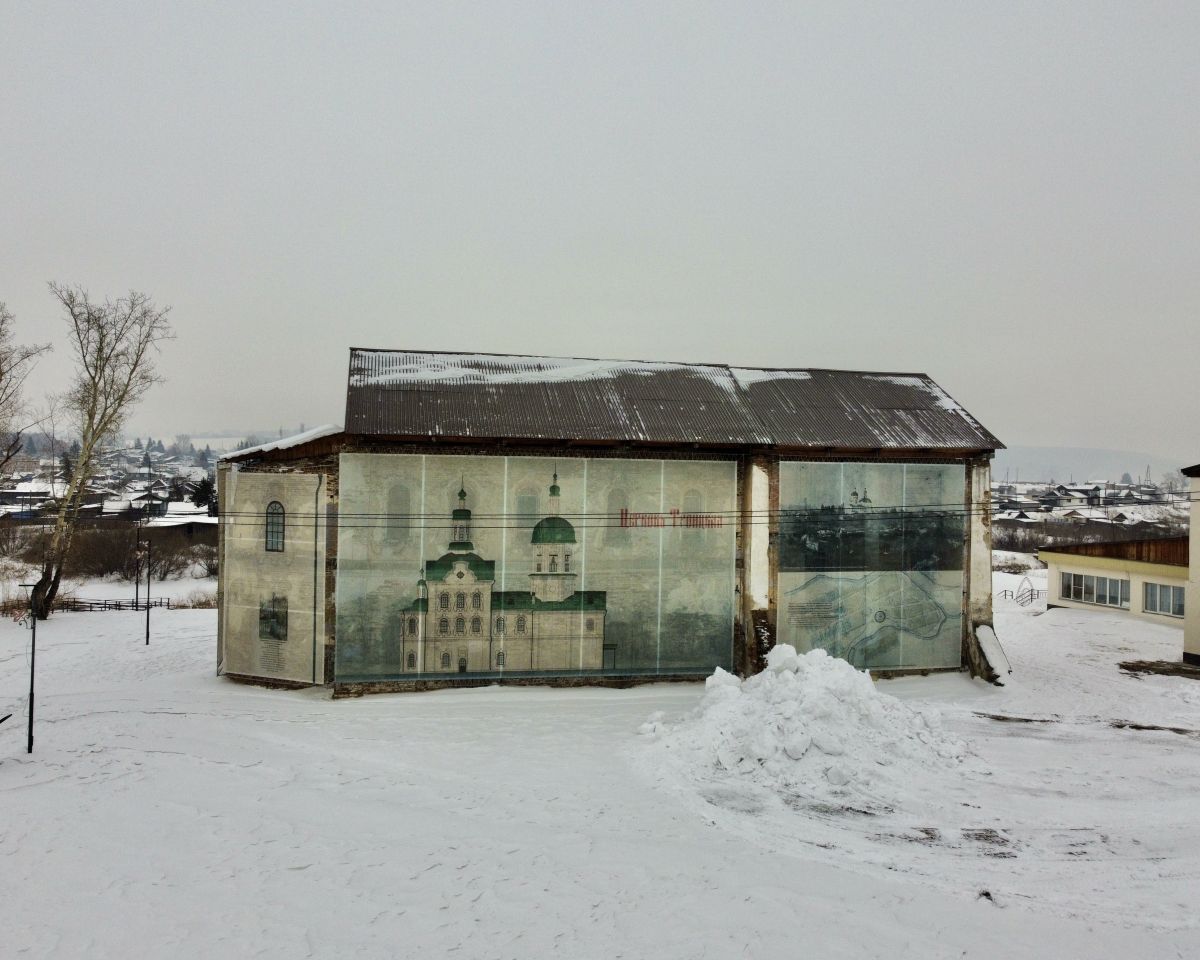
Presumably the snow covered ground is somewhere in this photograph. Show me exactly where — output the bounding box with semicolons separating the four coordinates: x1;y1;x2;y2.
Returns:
58;572;217;606
0;568;216;608
1;570;1197;958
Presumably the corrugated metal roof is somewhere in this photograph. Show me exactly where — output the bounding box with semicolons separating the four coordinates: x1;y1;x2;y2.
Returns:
734;369;1003;450
345;349;1003;451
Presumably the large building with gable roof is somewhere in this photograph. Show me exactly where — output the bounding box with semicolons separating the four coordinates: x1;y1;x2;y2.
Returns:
218;349;1003;693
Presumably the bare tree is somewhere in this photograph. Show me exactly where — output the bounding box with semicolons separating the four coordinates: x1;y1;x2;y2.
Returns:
1159;470;1188;496
31;283;173;618
0;301;52;471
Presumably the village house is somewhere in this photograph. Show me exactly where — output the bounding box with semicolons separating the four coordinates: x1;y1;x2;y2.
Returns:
217;349;1004;693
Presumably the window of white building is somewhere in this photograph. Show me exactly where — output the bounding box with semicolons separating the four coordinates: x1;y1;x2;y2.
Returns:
1144;582;1185;618
1060;572;1129;608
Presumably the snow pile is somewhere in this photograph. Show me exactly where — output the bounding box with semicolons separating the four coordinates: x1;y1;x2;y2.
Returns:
642;646;969;810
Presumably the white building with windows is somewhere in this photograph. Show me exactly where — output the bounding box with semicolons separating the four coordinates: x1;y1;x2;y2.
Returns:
1040;537;1188;628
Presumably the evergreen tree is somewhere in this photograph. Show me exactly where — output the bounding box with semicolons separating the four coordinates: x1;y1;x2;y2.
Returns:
134;437;143;450
191;474;215;509
142;450;152;469
69;439;81;456
60;452;73;483
25;435;39;455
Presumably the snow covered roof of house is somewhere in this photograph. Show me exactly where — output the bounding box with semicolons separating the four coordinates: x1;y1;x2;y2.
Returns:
994;510;1039;522
1059;508;1117;521
221;424;343;461
145;513;218;528
163;501;209;516
11;479;67;497
339;349;1003;452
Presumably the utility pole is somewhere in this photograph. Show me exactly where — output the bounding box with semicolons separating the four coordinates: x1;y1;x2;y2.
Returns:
20;583;36;753
144;537;152;645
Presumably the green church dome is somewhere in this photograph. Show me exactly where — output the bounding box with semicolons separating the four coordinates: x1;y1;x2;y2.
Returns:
531;515;576;545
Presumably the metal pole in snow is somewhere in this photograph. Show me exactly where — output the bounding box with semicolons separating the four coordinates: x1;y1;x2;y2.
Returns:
145;538;152;645
20;583;36;754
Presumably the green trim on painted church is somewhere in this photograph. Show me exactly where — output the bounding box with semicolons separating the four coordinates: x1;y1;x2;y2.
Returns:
531;515;576;545
423;553;497;582
490;590;608;612
412;470;609;649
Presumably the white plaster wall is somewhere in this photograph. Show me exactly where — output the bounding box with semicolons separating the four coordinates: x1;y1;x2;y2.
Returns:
1186;476;1199;661
218;468;327;684
747;462;770;609
968;460;993;626
1044;554;1187;629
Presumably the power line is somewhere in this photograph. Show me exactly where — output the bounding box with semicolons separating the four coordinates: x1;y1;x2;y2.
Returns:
210;490;1197;523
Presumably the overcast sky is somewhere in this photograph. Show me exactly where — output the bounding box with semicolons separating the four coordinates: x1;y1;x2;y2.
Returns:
1;2;1196;461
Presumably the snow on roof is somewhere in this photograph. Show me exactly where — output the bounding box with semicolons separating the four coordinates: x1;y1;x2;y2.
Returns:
351;351;757;390
343;349;1003;450
164;501;209;516
221;424;342;460
145;514;218;528
727;367;813;388
11;479;66;497
860;374;966;415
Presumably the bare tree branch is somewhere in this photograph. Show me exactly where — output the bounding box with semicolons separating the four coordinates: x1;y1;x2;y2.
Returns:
0;301;52;472
32;283;173;617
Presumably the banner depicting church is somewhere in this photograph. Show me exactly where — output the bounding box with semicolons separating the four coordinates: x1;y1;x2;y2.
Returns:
335;453;737;680
776;462;966;670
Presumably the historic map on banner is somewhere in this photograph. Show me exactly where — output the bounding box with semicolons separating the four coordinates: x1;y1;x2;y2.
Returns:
777;462;965;670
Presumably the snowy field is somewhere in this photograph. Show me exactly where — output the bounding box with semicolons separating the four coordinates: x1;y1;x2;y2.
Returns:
2;572;1198;958
0;567;217;609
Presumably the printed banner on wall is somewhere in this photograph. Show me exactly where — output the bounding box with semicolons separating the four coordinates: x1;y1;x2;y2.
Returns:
335;454;737;680
777;462;966;670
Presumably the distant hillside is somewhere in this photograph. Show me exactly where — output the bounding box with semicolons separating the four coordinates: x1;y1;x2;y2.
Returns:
992;447;1185;484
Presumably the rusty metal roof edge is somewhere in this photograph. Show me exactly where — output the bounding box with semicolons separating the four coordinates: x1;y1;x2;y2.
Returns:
222;431;348;464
